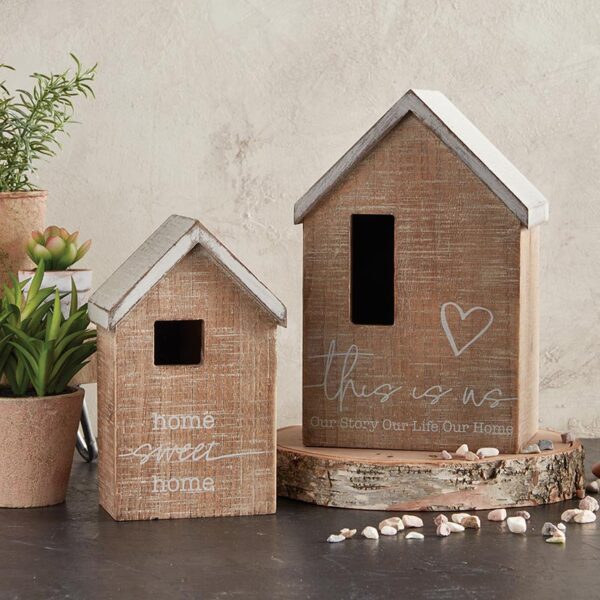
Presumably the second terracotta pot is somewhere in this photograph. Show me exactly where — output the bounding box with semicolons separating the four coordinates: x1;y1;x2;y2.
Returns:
0;190;47;287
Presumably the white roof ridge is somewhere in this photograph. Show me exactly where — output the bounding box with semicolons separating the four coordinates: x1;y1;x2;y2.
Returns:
89;214;287;330
294;89;549;228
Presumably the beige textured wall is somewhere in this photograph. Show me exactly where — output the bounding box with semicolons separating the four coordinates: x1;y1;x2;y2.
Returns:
1;0;599;434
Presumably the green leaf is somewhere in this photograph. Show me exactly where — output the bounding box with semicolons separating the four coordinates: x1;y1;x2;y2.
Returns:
47;290;62;341
69;277;78;316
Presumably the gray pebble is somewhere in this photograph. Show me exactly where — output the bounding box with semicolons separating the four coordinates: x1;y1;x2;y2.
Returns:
538;439;554;451
561;431;575;444
521;444;540;454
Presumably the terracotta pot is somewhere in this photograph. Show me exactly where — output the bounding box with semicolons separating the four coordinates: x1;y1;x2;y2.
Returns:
0;190;47;287
0;387;84;507
18;269;93;317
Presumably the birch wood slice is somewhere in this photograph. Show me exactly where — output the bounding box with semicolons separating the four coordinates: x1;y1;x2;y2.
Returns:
277;426;585;511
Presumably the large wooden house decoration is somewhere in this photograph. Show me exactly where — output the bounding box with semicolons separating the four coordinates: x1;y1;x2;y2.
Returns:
296;89;549;453
89;215;286;521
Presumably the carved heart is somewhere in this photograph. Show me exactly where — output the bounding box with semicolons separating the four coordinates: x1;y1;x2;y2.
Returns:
440;302;494;357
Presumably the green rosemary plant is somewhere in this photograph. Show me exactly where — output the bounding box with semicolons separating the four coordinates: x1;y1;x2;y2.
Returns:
0;54;96;192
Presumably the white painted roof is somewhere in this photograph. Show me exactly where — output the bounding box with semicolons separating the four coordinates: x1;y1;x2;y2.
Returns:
89;215;287;330
294;89;549;228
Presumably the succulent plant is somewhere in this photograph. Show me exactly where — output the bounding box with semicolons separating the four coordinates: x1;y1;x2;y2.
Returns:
0;261;96;396
26;226;91;270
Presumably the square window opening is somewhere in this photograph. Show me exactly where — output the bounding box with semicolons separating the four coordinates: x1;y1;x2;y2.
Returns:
154;320;204;366
351;214;395;325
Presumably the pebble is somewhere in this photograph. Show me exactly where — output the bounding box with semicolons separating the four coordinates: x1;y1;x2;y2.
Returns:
546;535;566;544
340;528;357;538
579;496;600;512
515;510;531;520
327;534;346;543
451;513;471;524
439;450;452;460
574;510;597;524
520;444;541;454
576;488;586;499
379;517;404;531
585;480;599;494
447;522;465;533
561;431;575;444
464;451;479;461
434;514;448;526
487;508;507;522
362;526;379;539
455;444;469;457
557;523;566;532
477;447;500;458
402;515;424;528
561;508;582;522
380;525;398;536
462;516;481;529
538;439;554;451
405;532;424;540
506;516;527;534
541;522;560;536
593;463;600;479
436;523;451;537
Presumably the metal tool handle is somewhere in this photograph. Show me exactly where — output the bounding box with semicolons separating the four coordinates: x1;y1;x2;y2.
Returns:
76;398;98;462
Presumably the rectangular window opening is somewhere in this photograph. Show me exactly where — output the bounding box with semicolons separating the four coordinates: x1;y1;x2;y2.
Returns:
351;214;395;325
154;320;204;366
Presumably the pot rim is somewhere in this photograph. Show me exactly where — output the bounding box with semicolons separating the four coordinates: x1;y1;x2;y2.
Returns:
0;190;47;199
18;268;92;274
0;385;83;402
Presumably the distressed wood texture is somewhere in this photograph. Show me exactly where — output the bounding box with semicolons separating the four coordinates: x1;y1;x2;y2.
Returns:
302;113;538;452
277;427;585;511
97;246;278;521
295;90;548;227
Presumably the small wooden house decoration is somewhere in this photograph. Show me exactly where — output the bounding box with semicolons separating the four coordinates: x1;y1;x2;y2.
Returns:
89;215;286;521
296;89;549;453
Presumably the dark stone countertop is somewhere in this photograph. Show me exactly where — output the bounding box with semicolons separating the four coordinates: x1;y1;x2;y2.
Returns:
1;440;599;600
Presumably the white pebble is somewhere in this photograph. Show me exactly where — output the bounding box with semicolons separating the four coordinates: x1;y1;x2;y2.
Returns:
439;450;452;460
362;526;379;539
561;508;582;522
557;523;566;532
455;444;469;457
585;481;599;494
446;522;465;533
380;525;397;536
402;515;424;528
487;508;507;522
464;451;479;461
340;528;357;538
506;516;527;534
546;535;566;544
515;510;531;520
434;514;448;526
405;532;424;540
574;510;597;524
477;447;500;458
327;534;346;543
436;523;451;537
451;513;471;524
579;496;600;512
379;517;403;531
